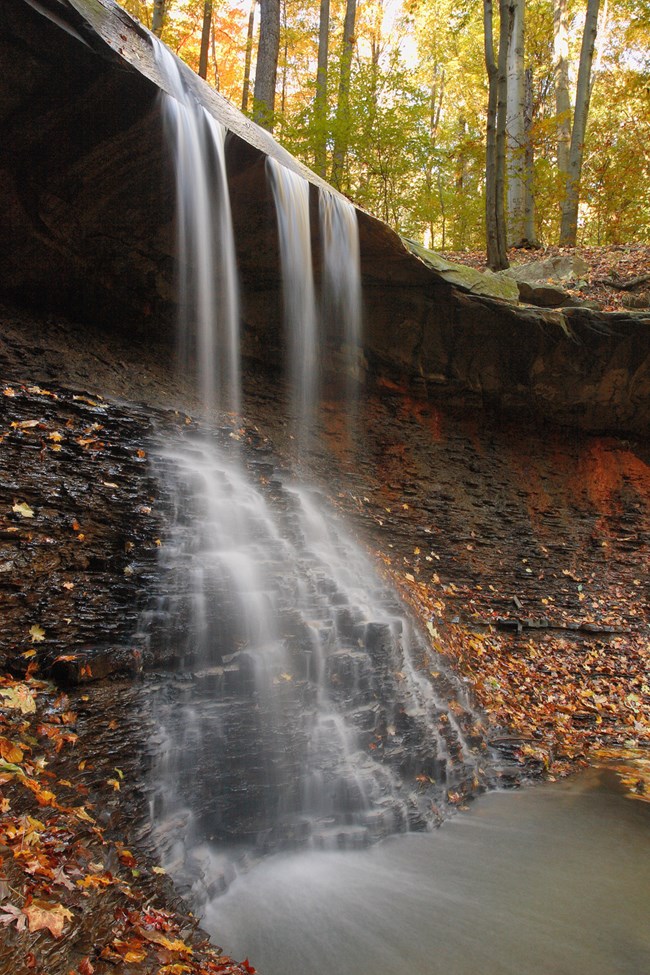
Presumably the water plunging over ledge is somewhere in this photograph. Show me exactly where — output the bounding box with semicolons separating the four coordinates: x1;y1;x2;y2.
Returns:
155;41;240;414
148;35;490;905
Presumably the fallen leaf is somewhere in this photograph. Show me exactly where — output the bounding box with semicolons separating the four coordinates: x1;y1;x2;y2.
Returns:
29;624;45;643
138;927;193;953
118;849;136;868
0;684;37;714
24;900;74;938
0;737;24;763
0;902;27;932
12;502;34;518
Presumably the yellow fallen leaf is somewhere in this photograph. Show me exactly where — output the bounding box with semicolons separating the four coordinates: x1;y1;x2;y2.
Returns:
0;684;37;714
12;501;34;518
29;625;45;643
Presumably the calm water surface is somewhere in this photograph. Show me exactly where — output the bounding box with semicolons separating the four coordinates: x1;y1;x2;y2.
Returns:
206;768;650;975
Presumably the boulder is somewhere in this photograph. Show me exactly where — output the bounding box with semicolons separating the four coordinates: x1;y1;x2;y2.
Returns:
402;239;520;303
516;281;582;308
509;254;590;286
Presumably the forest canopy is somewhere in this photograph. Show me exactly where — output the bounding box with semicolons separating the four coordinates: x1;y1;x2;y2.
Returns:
120;0;650;253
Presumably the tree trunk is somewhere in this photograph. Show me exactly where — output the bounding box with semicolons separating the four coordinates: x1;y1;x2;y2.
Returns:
314;0;330;178
279;0;288;129
152;0;165;37
506;0;526;248
553;0;571;177
241;0;257;113
495;1;510;266
253;0;281;131
484;0;509;270
559;0;600;246
523;67;538;246
198;1;212;80
330;0;357;190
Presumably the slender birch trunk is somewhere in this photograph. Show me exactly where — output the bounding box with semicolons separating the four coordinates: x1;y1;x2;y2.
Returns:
506;0;527;247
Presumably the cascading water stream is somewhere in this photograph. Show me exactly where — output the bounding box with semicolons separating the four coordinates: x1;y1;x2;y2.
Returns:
266;158;319;444
145;435;486;905
155;40;240;414
145;35;488;910
319;188;363;407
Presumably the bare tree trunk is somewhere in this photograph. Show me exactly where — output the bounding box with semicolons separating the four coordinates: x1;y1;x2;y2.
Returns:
330;0;357;190
495;1;510;265
279;0;289;131
152;0;165;37
506;0;526;248
484;0;500;268
314;0;330;177
253;0;281;131
198;1;213;80
211;15;220;90
523;67;538;246
484;1;509;270
559;0;600;246
241;0;257;112
553;0;571;176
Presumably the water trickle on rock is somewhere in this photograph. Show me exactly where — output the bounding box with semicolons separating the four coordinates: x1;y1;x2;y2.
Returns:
146;37;488;905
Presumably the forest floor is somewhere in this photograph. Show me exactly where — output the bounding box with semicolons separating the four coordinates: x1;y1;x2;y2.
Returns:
443;242;650;311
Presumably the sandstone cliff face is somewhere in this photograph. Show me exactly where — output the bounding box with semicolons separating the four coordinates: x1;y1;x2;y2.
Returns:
1;0;649;436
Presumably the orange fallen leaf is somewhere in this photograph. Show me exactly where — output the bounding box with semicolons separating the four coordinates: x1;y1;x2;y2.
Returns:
0;737;24;763
24;900;74;938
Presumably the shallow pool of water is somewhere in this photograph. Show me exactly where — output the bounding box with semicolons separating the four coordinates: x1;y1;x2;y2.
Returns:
205;768;650;975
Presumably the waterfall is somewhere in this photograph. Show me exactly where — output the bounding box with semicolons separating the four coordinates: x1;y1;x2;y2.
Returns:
266;160;364;438
319;189;363;404
146;434;485;905
155;40;240;414
266;158;319;444
145;36;488;908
